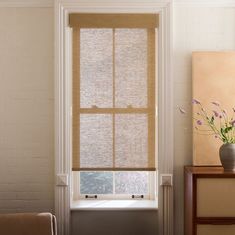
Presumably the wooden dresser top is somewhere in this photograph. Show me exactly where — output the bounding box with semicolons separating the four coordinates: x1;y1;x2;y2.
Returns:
185;166;235;176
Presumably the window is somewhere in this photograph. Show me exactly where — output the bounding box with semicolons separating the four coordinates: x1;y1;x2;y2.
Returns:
73;171;156;200
70;14;158;200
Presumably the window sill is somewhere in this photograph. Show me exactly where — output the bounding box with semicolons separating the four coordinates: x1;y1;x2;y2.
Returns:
71;200;158;211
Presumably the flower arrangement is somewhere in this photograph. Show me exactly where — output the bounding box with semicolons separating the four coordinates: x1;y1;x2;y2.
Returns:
179;99;235;144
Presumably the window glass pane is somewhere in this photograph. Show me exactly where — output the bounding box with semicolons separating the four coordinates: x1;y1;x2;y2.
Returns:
80;114;113;168
80;29;113;108
115;172;149;194
115;29;147;108
115;114;148;168
80;172;113;194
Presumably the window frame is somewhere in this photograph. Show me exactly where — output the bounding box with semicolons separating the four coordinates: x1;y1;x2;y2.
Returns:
71;25;157;202
55;2;173;235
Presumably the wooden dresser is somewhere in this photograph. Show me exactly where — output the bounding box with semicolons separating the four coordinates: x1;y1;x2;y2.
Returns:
184;166;235;235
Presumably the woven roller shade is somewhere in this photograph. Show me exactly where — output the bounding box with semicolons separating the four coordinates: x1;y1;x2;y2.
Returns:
71;14;157;171
69;13;159;28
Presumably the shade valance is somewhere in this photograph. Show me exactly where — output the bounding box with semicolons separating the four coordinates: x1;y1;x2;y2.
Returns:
69;13;159;28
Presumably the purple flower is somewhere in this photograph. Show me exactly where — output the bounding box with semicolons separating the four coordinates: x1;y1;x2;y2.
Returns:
196;120;202;125
213;110;219;117
192;99;201;104
230;120;235;126
212;101;220;106
179;107;186;114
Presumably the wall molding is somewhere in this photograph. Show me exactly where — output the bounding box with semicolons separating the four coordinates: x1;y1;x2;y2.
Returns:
0;0;234;8
55;1;173;235
0;0;53;7
174;0;235;7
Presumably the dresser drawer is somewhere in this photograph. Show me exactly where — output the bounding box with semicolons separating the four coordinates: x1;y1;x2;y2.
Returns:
197;225;235;235
197;178;235;217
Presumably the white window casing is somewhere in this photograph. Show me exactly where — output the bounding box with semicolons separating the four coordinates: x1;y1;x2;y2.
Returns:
55;1;173;235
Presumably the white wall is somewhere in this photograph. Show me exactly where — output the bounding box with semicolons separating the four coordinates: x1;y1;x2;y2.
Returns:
173;6;235;235
0;8;54;213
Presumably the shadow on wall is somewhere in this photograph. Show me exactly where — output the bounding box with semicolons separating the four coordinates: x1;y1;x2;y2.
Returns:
71;210;158;235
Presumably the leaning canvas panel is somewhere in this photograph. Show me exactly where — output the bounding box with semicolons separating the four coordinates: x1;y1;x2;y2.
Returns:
192;52;235;166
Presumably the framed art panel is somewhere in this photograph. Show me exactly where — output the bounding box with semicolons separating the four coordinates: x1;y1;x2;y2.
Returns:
192;52;235;165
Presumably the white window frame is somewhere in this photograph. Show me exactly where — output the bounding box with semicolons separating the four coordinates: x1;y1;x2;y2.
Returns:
55;1;173;235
